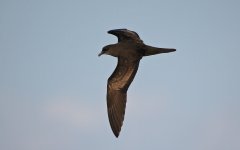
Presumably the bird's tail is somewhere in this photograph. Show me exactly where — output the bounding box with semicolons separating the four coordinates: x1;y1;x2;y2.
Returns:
143;45;176;56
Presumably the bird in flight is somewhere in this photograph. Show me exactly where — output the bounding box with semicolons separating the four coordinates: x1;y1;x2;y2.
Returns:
98;29;176;137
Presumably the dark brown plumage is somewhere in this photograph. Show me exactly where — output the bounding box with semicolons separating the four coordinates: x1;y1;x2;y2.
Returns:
99;29;176;137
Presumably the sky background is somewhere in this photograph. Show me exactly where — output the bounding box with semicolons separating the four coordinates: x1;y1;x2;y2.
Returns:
1;0;240;150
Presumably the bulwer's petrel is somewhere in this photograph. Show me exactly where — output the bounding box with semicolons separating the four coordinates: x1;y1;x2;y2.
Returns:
98;29;176;137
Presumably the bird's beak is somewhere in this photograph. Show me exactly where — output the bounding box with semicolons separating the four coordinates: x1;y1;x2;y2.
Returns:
98;51;104;57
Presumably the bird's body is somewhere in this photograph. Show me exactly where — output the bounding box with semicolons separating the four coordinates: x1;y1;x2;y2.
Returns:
99;29;176;137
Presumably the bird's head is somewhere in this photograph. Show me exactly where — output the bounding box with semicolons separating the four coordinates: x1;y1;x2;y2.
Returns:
98;45;118;57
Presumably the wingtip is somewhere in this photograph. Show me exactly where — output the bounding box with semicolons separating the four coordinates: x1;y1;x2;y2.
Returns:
107;28;128;35
110;120;121;138
114;132;120;138
108;28;126;32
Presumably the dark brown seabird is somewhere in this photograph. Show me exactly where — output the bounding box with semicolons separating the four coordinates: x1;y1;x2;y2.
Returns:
98;29;176;137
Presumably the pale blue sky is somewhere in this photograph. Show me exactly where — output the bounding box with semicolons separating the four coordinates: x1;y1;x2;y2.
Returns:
0;0;240;150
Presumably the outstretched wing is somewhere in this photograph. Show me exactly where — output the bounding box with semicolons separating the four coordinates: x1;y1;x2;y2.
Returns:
108;29;143;43
107;57;140;137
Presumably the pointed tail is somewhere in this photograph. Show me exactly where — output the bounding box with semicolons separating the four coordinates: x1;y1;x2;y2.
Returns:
143;45;176;56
